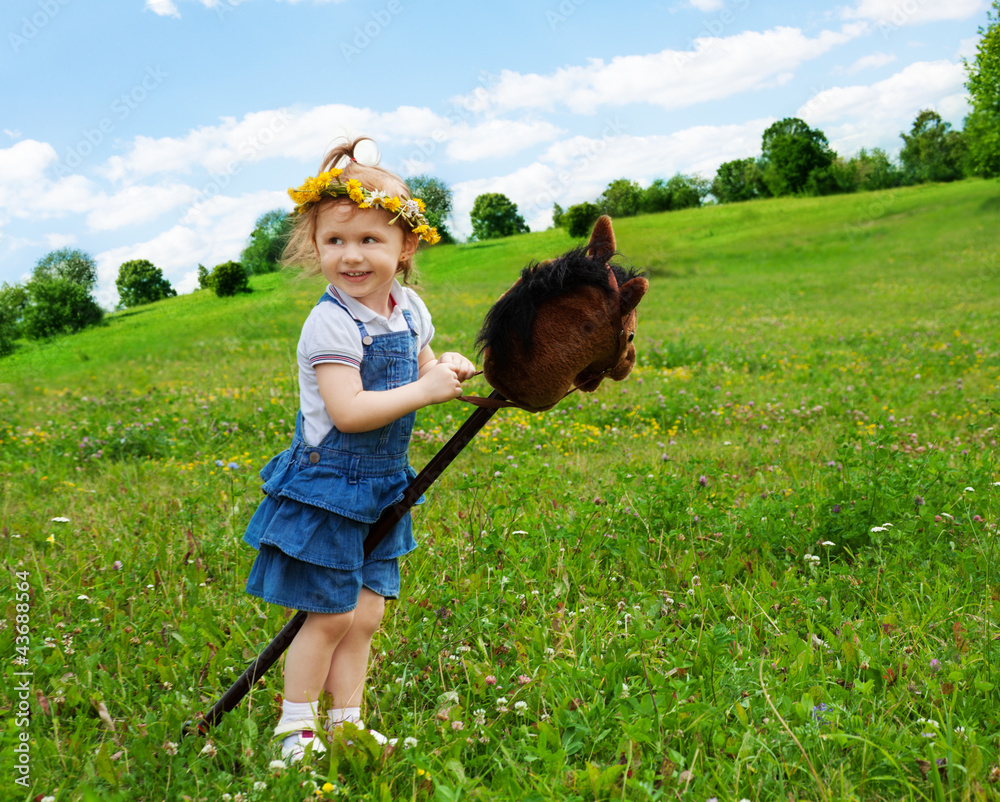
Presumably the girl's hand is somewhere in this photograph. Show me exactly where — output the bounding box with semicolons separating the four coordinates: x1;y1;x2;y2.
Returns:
436;351;477;381
419;361;464;405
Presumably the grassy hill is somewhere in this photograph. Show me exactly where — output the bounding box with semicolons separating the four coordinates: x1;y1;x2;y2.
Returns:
1;179;999;800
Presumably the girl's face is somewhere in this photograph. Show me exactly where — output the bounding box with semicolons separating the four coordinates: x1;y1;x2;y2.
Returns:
314;202;417;316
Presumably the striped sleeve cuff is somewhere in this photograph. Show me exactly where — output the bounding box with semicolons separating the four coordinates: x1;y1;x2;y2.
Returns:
308;352;360;369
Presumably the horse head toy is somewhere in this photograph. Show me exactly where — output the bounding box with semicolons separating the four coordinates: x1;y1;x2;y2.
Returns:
474;215;649;412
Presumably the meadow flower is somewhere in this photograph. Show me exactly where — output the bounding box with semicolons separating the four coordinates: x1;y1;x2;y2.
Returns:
484;675;497;686
163;741;178;755
404;736;418;749
269;759;287;771
51;516;70;522
517;674;531;685
199;740;217;757
473;708;486;727
496;697;509;713
514;700;528;716
452;720;465;731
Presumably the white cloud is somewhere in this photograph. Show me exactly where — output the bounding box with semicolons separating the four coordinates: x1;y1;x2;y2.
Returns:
688;0;726;10
445;119;565;162
840;0;987;25
145;0;181;18
0;139;57;184
451;26;861;115
797;59;969;154
839;51;897;73
86;184;202;231
448;119;773;238
45;233;78;249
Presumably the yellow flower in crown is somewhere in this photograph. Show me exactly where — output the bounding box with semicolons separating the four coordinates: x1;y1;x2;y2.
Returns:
287;169;442;244
345;179;365;204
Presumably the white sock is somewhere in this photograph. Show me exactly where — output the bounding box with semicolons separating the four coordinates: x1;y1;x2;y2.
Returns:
279;699;321;729
327;706;362;727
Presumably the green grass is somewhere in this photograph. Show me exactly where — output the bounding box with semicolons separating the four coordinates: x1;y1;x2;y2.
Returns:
1;179;999;801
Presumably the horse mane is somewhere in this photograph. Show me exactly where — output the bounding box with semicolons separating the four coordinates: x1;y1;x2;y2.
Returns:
475;246;644;369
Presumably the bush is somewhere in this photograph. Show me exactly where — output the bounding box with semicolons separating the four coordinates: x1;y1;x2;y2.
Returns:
207;261;251;297
22;278;104;340
116;259;176;308
562;202;601;239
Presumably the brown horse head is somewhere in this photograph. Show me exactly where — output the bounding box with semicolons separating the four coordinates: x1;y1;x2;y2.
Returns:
476;215;648;412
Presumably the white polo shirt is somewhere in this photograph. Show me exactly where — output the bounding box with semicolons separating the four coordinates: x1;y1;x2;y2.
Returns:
296;281;435;445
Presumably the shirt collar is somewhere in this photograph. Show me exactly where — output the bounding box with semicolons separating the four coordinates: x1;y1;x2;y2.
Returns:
326;281;405;324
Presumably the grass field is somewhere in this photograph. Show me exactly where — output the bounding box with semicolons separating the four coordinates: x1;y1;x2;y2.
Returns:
1;178;999;801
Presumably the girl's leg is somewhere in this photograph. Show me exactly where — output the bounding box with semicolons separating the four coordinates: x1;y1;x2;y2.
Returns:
323;587;385;709
284;610;355;705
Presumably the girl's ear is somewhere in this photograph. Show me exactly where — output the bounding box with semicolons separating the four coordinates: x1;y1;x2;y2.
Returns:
400;230;419;261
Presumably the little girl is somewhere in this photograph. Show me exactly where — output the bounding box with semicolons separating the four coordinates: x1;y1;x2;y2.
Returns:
243;137;476;761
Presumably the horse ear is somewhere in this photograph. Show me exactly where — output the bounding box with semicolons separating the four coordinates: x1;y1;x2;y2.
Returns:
587;215;616;264
619;276;649;316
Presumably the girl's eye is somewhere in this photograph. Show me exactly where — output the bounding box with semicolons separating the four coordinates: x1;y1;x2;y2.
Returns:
627;332;635;343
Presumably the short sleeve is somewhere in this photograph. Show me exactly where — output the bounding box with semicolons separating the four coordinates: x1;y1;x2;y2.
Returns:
298;301;363;370
402;287;435;352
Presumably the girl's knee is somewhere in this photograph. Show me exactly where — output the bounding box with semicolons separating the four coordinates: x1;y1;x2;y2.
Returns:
352;592;385;637
306;610;355;642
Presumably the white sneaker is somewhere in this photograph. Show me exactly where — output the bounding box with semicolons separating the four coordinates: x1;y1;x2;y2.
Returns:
274;720;326;763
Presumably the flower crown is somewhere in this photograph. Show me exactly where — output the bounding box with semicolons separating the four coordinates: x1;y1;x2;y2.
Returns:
288;168;441;245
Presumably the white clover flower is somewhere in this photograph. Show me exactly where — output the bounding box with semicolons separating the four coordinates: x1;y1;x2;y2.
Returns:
200;740;217;757
404;736;418;749
514;700;528;716
51;516;70;523
269;759;287;771
473;708;486;727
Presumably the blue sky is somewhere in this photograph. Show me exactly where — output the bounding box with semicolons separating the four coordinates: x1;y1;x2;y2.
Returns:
0;0;989;307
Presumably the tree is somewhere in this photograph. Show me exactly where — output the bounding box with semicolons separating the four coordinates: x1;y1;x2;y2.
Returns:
597;179;643;218
32;247;98;291
551;202;565;228
207;261;251;297
24;248;104;340
963;1;1000;178
0;282;28;356
22;278;103;339
848;148;902;191
899;109;965;184
469;193;529;240
562;202;601;238
665;174;711;210
116;259;176;308
406;175;455;243
711;157;769;203
240;210;293;274
759;117;836;196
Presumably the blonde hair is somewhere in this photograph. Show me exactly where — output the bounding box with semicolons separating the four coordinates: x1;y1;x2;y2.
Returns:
282;136;420;284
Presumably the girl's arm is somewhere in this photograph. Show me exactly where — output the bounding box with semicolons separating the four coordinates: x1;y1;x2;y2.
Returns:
314;346;467;434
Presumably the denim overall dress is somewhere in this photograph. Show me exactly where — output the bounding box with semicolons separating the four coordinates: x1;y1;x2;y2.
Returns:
243;293;420;614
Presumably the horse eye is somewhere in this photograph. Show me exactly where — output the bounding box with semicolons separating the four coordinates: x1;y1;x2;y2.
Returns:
627;332;635;343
